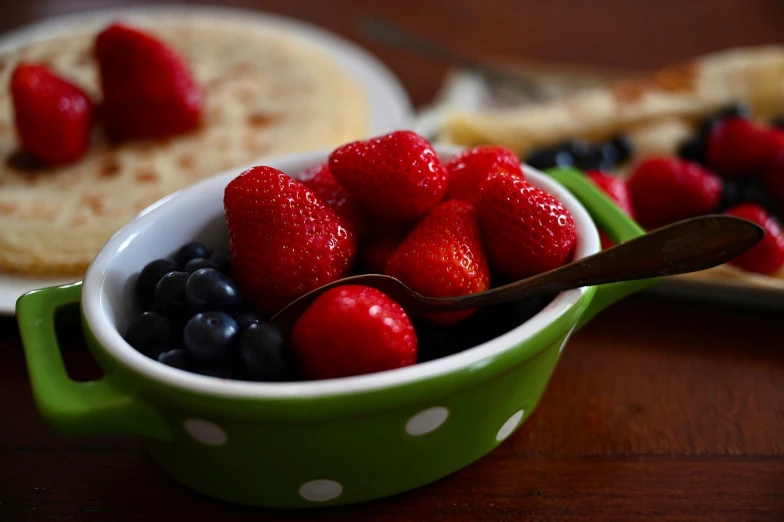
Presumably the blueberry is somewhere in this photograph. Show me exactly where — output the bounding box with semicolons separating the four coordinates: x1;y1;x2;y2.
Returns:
562;139;593;163
235;313;262;330
738;178;781;215
154;271;190;317
698;102;750;136
718;180;743;212
525;145;573;170
598;141;620;165
209;248;232;276
158;348;197;371
136;258;178;304
124;311;182;359
186;268;242;313
238;322;290;380
572;146;607;171
773;114;784;130
610;134;634;164
183;311;239;361
173;241;211;268
718;178;778;214
524;146;560;170
184;257;219;273
552;149;575;168
677;136;706;165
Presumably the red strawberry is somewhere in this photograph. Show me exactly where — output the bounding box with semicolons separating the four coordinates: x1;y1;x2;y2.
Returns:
361;233;407;274
627;157;722;229
761;131;784;209
585;170;635;217
299;163;368;238
95;23;202;141
291;285;417;380
10;63;94;165
385;200;490;324
723;204;784;275
329;130;448;221
585;170;636;249
444;145;524;205
706;118;778;178
477;173;576;280
224;166;357;315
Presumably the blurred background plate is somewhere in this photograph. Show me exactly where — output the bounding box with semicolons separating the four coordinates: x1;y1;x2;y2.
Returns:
0;4;415;316
416;67;784;309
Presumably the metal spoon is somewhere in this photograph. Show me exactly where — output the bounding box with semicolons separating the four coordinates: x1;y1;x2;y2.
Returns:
361;17;551;101
271;215;763;334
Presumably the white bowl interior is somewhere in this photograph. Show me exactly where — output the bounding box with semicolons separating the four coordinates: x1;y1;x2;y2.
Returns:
83;146;600;398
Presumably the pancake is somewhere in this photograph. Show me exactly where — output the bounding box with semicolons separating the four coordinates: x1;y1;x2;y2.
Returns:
0;18;368;276
439;45;784;158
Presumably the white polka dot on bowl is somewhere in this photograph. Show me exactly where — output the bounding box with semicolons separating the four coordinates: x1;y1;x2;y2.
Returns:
183;418;227;446
299;479;343;502
405;406;449;436
496;410;525;441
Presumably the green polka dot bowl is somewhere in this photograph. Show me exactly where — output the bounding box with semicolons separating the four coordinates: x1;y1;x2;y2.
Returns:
16;145;656;508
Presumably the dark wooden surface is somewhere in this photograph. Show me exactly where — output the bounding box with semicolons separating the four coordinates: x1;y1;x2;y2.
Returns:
2;1;784;520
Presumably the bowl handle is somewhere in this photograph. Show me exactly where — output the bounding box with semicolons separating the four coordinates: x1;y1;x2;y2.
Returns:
16;282;173;441
545;167;658;329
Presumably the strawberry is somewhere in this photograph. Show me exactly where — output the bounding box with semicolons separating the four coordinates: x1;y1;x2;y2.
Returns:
10;63;94;165
705;118;778;178
723;204;784;275
291;285;417;380
328;130;448;221
585;170;635;217
299;162;368;238
477;173;576;280
95;23;202;141
627;157;722;229
224;166;357;315
585;170;636;249
444;145;524;205
384;200;490;324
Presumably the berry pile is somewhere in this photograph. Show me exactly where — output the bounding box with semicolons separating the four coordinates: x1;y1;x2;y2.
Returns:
125;242;291;381
630;104;784;275
525;135;634;172
675;104;784;216
549;103;784;276
124;131;578;381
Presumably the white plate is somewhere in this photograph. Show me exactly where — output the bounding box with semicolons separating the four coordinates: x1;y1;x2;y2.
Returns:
0;5;415;316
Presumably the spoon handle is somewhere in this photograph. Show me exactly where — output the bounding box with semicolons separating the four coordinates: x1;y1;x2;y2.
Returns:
361;17;548;100
420;215;763;312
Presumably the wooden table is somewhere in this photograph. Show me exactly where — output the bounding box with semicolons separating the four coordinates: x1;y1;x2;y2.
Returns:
2;1;783;520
